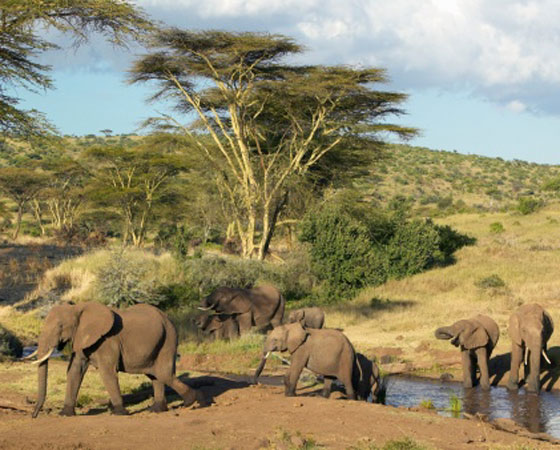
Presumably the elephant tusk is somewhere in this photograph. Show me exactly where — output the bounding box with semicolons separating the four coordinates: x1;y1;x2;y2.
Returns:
197;306;212;311
22;349;39;360
524;347;529;366
542;349;552;365
32;347;55;365
264;351;271;359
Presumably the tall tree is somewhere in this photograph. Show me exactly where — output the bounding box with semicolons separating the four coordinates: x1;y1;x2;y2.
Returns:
0;0;152;136
129;29;417;259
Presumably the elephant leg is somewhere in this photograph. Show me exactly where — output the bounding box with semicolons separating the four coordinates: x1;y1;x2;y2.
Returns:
475;347;490;390
284;355;306;397
150;379;168;412
165;376;198;408
526;347;541;393
322;378;333;398
237;313;253;335
340;372;356;400
60;354;89;416
98;366;128;415
508;343;523;390
461;350;474;388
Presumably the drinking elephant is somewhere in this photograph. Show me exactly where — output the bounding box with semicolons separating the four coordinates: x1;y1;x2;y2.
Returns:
253;322;356;399
288;307;325;329
27;301;201;417
507;303;554;393
435;314;499;390
353;352;381;403
196;313;240;340
199;284;285;335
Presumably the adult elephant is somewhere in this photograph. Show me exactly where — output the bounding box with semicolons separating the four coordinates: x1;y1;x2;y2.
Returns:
27;301;200;418
199;284;285;335
252;322;356;399
196;313;240;340
288;307;325;329
507;303;553;393
435;314;499;390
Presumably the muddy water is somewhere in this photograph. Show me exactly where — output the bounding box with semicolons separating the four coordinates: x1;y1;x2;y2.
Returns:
387;376;560;438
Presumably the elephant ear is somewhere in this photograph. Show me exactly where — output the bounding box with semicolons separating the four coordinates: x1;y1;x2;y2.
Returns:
508;313;522;346
461;322;489;349
73;302;115;352
544;310;554;341
286;323;308;353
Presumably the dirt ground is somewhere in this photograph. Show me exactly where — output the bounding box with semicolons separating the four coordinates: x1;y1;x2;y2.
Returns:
1;370;557;450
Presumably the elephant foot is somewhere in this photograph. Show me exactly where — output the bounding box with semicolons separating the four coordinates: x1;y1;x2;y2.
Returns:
506;380;519;391
150;402;168;413
59;406;75;416
284;390;296;397
525;384;540;394
112;405;130;415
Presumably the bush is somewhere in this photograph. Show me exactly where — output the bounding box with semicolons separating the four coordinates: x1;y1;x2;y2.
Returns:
489;222;505;234
516;197;543;215
474;274;506;289
0;325;23;360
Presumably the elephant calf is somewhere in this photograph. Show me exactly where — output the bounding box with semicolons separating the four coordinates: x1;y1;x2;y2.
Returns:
435;314;499;390
196;313;240;341
288;307;325;329
508;303;554;393
253;322;356;399
353;353;381;403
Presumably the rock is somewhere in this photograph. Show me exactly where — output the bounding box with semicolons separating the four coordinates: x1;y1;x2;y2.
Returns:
439;372;454;381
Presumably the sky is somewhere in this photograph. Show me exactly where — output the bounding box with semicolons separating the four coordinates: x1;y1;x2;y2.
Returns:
17;0;560;164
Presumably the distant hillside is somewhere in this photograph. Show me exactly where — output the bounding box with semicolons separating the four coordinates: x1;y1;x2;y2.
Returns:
356;144;560;215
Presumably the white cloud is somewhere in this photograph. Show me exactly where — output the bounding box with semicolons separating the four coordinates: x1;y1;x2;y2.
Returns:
506;100;527;113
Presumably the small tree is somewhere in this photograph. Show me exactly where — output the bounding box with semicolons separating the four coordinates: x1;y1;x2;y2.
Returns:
129;30;417;259
0;167;49;239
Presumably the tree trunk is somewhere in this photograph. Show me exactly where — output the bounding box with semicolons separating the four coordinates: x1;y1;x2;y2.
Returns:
12;204;24;240
32;199;46;236
257;192;287;261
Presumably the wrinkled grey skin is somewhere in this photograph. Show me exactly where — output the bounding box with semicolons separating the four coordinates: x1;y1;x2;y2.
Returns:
196;313;240;341
288;307;325;329
31;302;200;418
507;303;554;394
435;314;499;390
199;284;285;335
353;352;380;403
253;323;356;400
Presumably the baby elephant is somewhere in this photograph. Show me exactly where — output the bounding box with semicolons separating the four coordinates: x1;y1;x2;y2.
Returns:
353;353;381;403
253;322;356;399
288;307;325;329
435;314;499;390
196;313;240;341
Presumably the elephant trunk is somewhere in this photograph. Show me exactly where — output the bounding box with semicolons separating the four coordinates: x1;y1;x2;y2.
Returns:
32;360;48;418
435;326;454;340
252;351;271;384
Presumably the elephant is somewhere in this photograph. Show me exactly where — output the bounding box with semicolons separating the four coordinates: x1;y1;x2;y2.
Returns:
353;352;381;403
196;313;240;340
252;322;356;399
507;303;554;393
288;307;325;329
435;314;499;390
199;284;285;335
27;301;201;418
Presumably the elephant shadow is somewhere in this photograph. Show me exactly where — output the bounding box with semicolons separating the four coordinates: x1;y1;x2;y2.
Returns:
330;298;416;323
489;347;560;391
84;372;250;415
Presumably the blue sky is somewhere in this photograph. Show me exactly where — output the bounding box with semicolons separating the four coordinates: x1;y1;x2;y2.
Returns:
18;0;560;164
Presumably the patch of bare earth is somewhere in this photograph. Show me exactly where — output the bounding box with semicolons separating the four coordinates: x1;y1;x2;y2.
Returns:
0;373;555;450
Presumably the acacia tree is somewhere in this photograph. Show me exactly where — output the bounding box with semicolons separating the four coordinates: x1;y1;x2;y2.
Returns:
0;0;152;136
0;167;49;239
83;140;189;247
130;30;417;259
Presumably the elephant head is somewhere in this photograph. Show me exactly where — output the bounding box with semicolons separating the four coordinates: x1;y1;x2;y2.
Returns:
252;323;309;383
199;287;252;315
30;302;114;418
435;319;490;350
288;309;305;326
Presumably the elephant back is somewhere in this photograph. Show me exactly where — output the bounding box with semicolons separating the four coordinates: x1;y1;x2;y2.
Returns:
250;284;284;327
472;314;499;349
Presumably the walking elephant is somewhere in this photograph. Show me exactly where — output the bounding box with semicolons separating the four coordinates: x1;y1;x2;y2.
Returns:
199;284;285;335
507;303;554;393
353;352;381;403
252;322;356;399
196;313;240;340
288;307;325;329
435;314;499;390
27;301;201;418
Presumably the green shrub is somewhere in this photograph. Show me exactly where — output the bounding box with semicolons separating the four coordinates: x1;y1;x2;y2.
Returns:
489;222;505;234
474;274;506;289
516;197;542;215
0;325;23;360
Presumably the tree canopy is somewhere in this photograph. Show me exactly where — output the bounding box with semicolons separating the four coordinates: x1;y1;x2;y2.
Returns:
0;0;152;136
129;29;417;259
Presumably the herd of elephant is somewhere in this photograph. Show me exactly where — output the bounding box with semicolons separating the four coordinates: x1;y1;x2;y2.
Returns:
435;302;554;394
24;283;553;419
